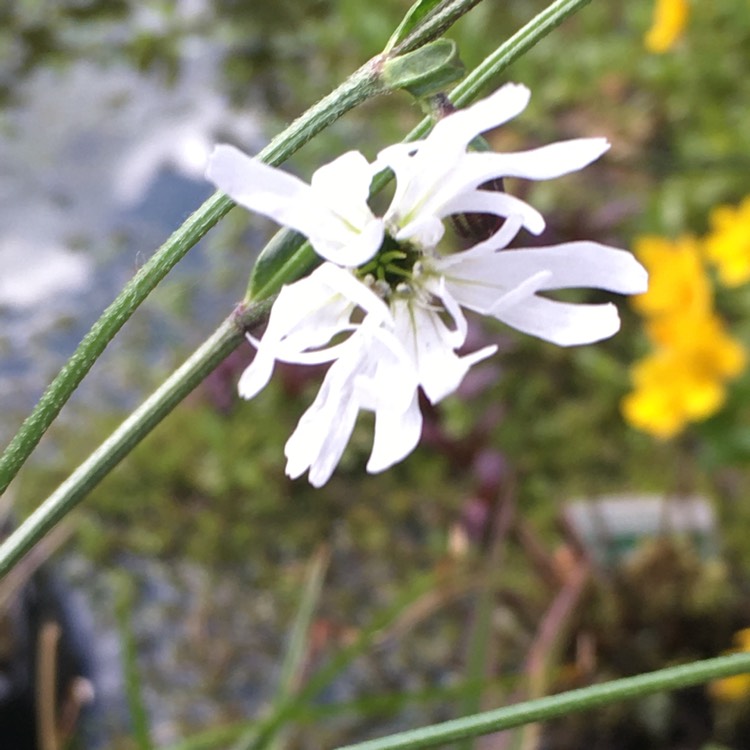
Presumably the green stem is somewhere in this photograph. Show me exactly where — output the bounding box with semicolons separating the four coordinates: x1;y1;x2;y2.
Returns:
335;653;750;750
0;59;386;499
0;190;230;498
393;0;487;55
449;0;593;107
0;301;269;579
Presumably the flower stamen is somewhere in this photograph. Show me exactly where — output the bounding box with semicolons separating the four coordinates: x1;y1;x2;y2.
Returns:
356;236;422;295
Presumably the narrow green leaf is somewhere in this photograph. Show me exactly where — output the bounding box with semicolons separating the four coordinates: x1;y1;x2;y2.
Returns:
238;574;439;750
334;653;750;750
384;0;446;53
277;546;330;701
247;229;319;302
161;672;509;750
381;39;464;99
233;546;330;750
116;581;154;750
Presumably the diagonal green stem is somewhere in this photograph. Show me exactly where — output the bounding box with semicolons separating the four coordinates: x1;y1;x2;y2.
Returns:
376;0;595;191
335;653;750;750
449;0;593;107
0;58;387;499
392;0;487;55
0;301;269;579
0;190;230;498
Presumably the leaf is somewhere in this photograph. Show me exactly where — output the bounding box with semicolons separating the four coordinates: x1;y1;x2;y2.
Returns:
384;0;446;53
381;39;464;100
247;228;320;302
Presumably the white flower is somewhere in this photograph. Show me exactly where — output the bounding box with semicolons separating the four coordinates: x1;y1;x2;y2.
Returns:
206;83;648;486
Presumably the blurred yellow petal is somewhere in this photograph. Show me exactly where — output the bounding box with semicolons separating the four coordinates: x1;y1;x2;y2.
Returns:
632;235;711;318
622;318;745;438
621;385;685;439
710;673;750;702
704;196;750;287
622;352;691;438
646;313;746;379
710;629;750;702
734;628;750;651
680;376;725;421
644;0;689;53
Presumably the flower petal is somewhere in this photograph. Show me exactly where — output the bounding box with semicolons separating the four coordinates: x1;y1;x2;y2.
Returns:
324;216;384;267
367;392;423;474
207;144;383;267
462;138;610;181
439;190;546;236
393;214;446;247
494;295;623;346
311;150;376;225
238;263;394;399
376;86;531;238
284;347;361;487
207;144;321;233
436;242;647;318
426;83;531;154
237;346;277;400
392;299;495;403
476;242;648;295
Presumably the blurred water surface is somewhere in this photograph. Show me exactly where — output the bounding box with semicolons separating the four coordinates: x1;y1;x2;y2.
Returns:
0;0;264;432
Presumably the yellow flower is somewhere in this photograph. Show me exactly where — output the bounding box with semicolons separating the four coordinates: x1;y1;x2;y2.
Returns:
704;196;750;287
621;313;746;439
631;235;711;318
644;0;689;53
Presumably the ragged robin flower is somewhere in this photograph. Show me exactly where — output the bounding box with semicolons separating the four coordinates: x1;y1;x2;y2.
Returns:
207;83;647;486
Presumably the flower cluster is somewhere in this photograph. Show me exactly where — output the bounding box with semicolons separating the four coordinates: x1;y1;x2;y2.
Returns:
644;0;689;53
622;234;746;439
207;84;647;486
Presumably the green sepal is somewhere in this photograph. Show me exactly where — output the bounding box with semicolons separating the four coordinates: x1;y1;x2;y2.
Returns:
381;39;464;100
384;0;445;53
246;228;320;302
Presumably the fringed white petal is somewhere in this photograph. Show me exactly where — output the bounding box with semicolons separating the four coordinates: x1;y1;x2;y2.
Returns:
392;299;494;404
460;138;610;181
284;355;361;487
206;145;382;267
367;392;423;474
495;296;623;346
439;190;546;236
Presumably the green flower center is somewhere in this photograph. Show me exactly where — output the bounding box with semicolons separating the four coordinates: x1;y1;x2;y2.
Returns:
356;234;421;294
